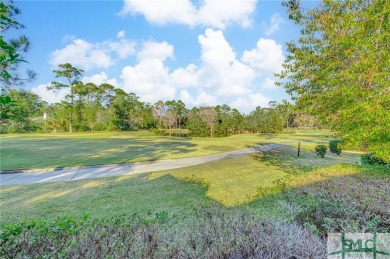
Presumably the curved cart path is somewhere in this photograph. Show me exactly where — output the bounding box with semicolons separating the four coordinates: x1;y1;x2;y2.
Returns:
0;144;285;186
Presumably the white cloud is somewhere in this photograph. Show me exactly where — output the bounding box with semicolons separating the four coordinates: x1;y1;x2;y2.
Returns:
262;13;285;36
180;90;217;106
108;39;136;59
119;41;177;103
120;0;257;29
117;29;281;110
31;83;70;104
50;39;113;71
196;0;255;29
137;41;173;61
120;59;175;103
197;29;255;95
120;0;196;25
170;64;199;89
50;37;136;71
117;30;126;39
82;72;119;87
262;77;277;90
241;38;285;75
44;29;285;112
231;93;271;114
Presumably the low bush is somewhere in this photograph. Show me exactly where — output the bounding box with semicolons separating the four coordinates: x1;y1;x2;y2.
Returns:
91;123;107;131
329;139;343;155
361;153;388;165
0;206;326;258
149;128;168;136
273;165;390;237
315;145;327;158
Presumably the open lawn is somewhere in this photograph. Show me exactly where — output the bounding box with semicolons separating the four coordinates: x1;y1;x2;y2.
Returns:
0;156;286;224
0;143;364;225
1;133;387;257
0;130;334;171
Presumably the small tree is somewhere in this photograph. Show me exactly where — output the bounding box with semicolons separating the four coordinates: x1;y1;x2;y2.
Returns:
200;106;217;138
315;145;327;158
329;139;343;155
47;63;84;133
277;0;390;161
152;100;166;128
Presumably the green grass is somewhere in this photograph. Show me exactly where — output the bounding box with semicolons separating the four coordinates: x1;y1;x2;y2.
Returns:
1;131;387;258
0;144;364;225
256;145;361;173
149;156;287;206
0;130;336;170
0;173;211;225
0;156;286;225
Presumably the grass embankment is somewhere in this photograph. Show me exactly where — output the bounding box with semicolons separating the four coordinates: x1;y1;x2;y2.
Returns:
0;130;333;171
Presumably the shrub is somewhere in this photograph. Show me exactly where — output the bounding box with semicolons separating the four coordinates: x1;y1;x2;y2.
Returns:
315;145;327;158
150;128;168;136
329;139;343;155
361;153;388;165
0;206;326;258
272;165;390;237
287;175;390;236
92;124;107;131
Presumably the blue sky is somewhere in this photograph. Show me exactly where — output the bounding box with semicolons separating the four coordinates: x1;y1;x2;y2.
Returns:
12;0;315;113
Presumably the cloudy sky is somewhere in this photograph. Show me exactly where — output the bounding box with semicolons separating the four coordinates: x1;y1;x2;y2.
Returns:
12;0;316;113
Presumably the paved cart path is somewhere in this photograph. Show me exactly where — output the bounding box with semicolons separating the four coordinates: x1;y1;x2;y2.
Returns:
0;144;285;186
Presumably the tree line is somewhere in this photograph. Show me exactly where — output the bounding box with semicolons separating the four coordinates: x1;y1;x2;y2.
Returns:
2;63;319;136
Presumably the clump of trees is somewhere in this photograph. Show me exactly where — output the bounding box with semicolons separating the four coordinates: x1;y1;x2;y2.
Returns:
1;0;35;126
277;0;390;161
2;61;312;136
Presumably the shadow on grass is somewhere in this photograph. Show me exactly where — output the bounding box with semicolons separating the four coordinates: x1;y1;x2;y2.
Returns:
0;137;198;171
0;173;213;225
255;146;361;174
1;152;389;241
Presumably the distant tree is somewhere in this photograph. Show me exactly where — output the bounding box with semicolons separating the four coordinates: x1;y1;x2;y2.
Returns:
187;107;209;137
109;89;130;131
200;106;217;137
277;100;295;130
230;108;244;134
263;108;284;133
165;100;187;129
48;63;84;133
245;106;263;133
5;89;46;132
43;103;69;133
175;100;187;129
277;0;390;160
164;109;176;129
215;104;231;136
152;100;166;128
82;83;99;130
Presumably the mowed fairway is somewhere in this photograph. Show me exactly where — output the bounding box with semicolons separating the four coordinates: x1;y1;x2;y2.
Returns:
0;141;363;225
0;156;286;224
1;130;331;171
